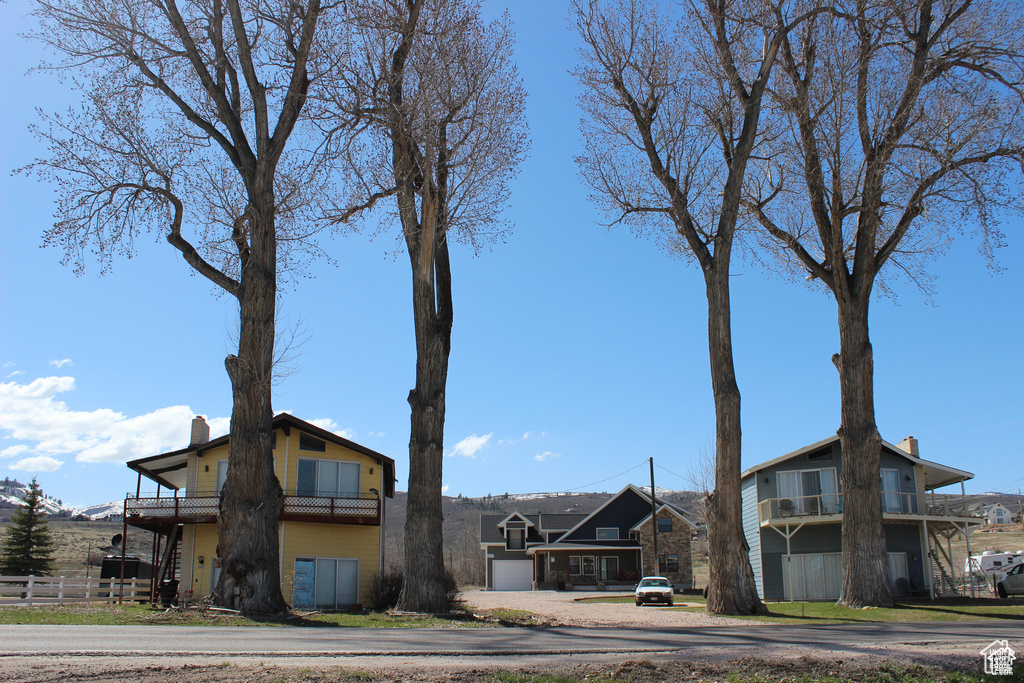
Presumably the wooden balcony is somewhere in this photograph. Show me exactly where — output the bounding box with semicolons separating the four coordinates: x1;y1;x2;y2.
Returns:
757;492;983;528
125;491;382;529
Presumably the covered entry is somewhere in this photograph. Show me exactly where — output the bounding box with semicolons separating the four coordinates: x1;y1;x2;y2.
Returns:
492;560;533;591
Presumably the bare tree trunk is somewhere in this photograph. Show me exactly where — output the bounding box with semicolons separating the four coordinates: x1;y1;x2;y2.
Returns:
398;236;453;614
835;294;892;608
215;192;287;614
704;263;765;615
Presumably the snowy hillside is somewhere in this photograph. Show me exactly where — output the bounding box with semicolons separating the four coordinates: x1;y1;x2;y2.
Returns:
0;478;97;518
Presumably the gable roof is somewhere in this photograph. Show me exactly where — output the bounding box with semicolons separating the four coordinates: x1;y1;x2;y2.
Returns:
739;434;973;490
497;511;535;529
127;413;396;496
557;484;691;540
479;512;588;545
631;502;698;531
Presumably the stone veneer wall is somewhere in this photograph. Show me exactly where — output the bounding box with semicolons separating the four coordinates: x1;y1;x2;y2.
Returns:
638;510;693;588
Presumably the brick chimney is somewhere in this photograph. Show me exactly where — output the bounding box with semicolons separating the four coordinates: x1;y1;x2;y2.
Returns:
897;436;919;457
189;415;210;447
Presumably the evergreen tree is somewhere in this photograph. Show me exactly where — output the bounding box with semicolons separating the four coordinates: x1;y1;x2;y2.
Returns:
0;478;56;576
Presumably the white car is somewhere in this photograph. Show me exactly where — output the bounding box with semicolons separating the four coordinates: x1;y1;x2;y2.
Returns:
635;576;674;606
996;563;1024;598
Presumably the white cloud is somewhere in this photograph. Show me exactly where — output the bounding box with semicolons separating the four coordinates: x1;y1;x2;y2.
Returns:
441;485;449;494
448;433;492;458
207;417;231;438
1;444;30;459
0;376;227;465
533;451;561;463
11;455;63;472
497;430;548;446
307;418;355;440
6;371;24;378
50;359;73;369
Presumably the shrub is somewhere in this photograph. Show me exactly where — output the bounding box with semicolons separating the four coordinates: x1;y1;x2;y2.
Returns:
370;565;461;612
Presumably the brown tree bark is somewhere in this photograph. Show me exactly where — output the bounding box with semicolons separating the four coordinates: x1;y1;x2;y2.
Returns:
399;234;453;613
215;192;288;614
834;292;892;608
703;261;765;615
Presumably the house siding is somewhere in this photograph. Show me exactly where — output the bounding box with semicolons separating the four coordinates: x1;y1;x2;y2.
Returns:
636;511;692;588
760;524;843;600
563;488;651;541
741;476;762;597
281;521;381;605
178;424;387;607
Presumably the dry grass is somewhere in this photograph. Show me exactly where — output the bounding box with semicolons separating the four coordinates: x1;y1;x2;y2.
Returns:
0;519;155;576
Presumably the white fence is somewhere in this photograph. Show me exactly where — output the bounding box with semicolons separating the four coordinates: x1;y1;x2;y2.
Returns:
0;575;151;606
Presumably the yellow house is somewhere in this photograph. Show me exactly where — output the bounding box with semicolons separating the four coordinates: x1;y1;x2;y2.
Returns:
122;413;395;609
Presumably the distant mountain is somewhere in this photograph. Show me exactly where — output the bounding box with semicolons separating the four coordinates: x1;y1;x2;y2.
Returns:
0;478;120;520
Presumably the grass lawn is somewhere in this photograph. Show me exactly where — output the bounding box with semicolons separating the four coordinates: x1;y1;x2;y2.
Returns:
674;598;1024;624
583;594;1024;623
0;603;541;628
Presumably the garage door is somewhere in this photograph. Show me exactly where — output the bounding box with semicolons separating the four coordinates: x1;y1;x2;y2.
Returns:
492;560;533;591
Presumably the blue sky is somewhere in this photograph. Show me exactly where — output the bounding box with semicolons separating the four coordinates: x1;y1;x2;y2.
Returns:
1;1;1022;509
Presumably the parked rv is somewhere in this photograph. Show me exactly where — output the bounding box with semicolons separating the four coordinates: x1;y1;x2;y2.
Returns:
965;550;1024;575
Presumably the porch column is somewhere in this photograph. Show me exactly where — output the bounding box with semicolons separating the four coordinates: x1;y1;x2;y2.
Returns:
923;517;934;600
962;481;974;598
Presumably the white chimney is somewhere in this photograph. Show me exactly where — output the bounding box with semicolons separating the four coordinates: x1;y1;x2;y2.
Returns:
897;436;919;457
189;415;210;447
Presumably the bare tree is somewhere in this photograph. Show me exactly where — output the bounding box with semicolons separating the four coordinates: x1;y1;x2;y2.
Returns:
744;0;1024;607
23;0;345;613
327;0;528;613
573;0;821;614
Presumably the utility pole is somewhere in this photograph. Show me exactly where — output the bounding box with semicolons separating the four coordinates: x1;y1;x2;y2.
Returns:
650;457;659;575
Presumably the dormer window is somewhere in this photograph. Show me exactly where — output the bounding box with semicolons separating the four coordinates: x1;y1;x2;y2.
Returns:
596;527;618;540
506;528;525;550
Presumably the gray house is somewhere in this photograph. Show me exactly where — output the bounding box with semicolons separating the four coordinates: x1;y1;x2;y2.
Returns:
741;435;983;601
479;485;696;591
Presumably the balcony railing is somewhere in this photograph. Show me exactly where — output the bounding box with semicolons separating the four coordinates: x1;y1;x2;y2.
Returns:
757;492;983;525
125;491;381;525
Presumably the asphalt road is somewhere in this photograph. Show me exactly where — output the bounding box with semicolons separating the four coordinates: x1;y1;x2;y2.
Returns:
1;621;1020;661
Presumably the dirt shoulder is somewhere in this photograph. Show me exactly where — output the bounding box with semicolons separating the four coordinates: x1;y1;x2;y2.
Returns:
464;589;743;627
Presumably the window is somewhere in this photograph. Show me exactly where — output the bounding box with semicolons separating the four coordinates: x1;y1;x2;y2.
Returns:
569;556;581;576
596;527;618;540
292;557;358;610
299;432;326;452
666;554;679;573
506;528;525;550
582;556;595;576
657;518;672;533
216;460;229;494
777;467;839;515
881;469;908;513
297;458;360;497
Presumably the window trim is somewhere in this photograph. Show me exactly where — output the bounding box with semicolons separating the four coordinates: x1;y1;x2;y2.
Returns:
568;555;581;576
657;518;673;533
595;527;619;540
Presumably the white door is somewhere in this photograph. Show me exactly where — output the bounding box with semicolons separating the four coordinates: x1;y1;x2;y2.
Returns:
784;553;842;600
492;560;533;591
888;552;908;594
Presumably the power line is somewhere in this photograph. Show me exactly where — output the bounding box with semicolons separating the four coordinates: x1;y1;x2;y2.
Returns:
929;418;1024;441
654;462;690;484
914;402;1024;436
502;458;650;498
561;459;649;492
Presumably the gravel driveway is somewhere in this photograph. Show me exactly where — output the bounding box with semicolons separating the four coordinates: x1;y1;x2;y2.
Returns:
463;589;749;627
